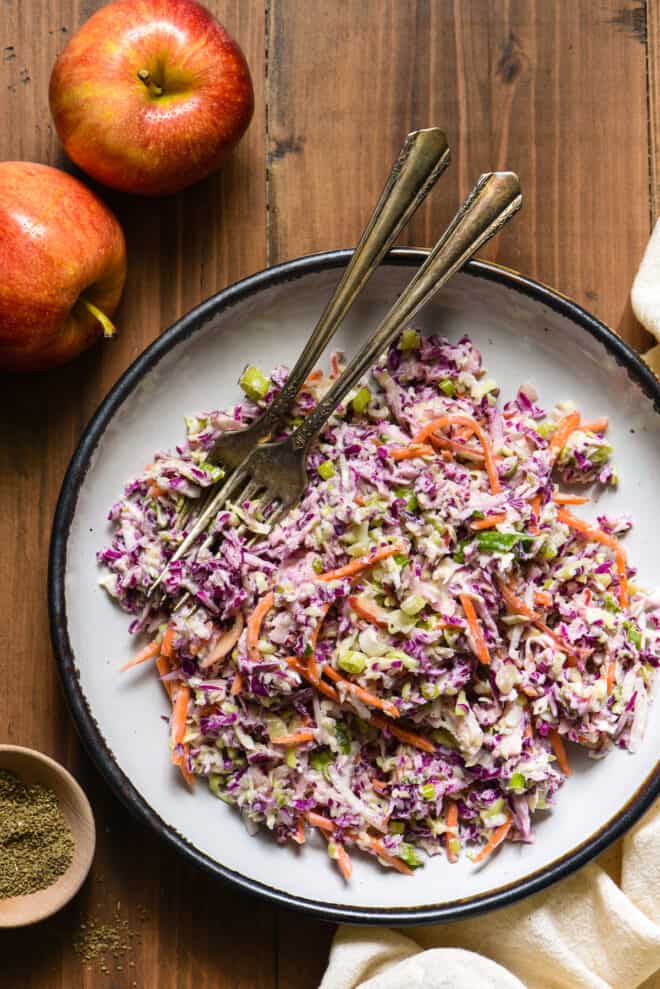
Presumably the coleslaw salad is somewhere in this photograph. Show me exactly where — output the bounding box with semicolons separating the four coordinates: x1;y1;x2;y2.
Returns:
99;330;659;880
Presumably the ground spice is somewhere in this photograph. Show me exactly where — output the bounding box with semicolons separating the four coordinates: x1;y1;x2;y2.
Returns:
73;917;131;962
0;768;75;898
73;897;149;971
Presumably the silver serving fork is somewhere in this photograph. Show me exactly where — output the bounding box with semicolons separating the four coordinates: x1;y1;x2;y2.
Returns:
149;127;450;595
154;170;521;599
203;128;450;473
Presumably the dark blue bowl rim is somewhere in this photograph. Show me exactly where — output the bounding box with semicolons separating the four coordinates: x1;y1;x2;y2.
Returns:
48;249;660;926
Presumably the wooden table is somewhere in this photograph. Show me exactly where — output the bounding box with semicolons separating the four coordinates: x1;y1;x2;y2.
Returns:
1;2;658;986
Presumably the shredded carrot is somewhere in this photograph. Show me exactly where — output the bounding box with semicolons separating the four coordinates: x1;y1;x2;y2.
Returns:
556;508;628;607
607;660;617;695
324;666;400;719
156;654;175;699
246;591;275;662
498;579;578;665
390;443;434;461
330;352;341;379
529;494;541;535
120;639;160;673
524;722;533;739
440;449;453;462
550;731;572;776
306;653;321;687
348;594;389;628
429;433;485;463
335;844;352;880
355;493;366;507
459;594;491;665
371;838;414;876
310;605;330;648
171;685;191;750
304;605;330;686
304;811;351;877
533;590;553;608
173;744;196;788
292;818;306;845
372;778;388;794
470;513;507;531
305;810;335;832
305;369;323;385
230;671;243;695
285;656;341;703
270;730;315;746
147;483;166;498
200;612;245;670
548;411;581;462
370;713;435;753
552;492;589;506
160;627;175;659
472;813;513;864
318;544;405;583
580;417;608;433
445;800;459;864
413;416;501;494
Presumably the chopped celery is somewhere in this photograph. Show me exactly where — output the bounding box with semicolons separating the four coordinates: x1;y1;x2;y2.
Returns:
540;541;558;561
335;722;352;754
603;594;620;613
397;842;422;868
265;715;288;739
477;531;523;553
448;836;461;856
352;386;371;414
453;538;472;563
208;774;224;798
420;783;436;800
432;728;457;748
239;365;270;401
482;797;505;819
390;820;405;834
400;593;426;616
286;748;297;769
507;772;527;792
312;557;324;575
310;748;335;772
199;461;224;482
338;651;366;675
318;460;335;480
400;328;421;350
393;553;409;567
624;621;642;649
439;378;456;397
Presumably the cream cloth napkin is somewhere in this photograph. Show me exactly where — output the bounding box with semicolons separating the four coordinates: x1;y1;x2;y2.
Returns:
632;217;660;375
320;804;659;989
320;238;660;989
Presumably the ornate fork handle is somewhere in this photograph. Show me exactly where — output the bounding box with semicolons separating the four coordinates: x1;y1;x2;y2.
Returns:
290;171;522;453
210;127;450;460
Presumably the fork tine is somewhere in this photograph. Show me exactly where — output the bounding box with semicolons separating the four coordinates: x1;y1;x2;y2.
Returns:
263;501;288;530
148;464;250;596
239;480;262;506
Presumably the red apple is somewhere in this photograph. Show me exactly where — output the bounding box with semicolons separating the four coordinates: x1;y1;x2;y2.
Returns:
49;0;254;197
0;162;127;372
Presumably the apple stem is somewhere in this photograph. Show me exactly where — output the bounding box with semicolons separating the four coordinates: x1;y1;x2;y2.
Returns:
81;298;116;339
137;68;163;98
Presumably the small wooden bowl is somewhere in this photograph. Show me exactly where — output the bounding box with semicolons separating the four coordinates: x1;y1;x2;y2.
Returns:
0;745;95;928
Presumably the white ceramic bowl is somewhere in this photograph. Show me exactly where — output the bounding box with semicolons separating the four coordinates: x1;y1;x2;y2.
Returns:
49;251;660;924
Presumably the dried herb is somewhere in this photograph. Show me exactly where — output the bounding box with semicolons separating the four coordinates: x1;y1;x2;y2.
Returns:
0;768;75;898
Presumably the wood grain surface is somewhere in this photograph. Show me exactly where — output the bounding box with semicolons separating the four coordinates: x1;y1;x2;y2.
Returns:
0;1;656;987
